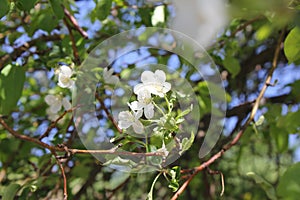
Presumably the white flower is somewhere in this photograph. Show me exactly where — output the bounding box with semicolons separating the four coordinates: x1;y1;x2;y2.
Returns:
46;108;59;121
118;110;144;133
130;90;154;119
134;70;171;97
45;94;71;114
103;67;119;84
57;65;74;89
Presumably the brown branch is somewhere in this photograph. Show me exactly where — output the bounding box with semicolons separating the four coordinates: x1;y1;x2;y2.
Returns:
63;18;81;65
52;150;68;200
171;29;285;200
73;163;102;199
206;168;225;196
63;7;88;39
231;15;265;37
39;108;74;140
0;34;61;70
95;93;123;133
0;116;164;157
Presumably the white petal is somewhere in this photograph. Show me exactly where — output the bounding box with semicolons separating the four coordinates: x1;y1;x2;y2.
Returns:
50;101;62;113
134;109;143;119
58;74;74;88
132;120;144;133
130;101;144;110
45;94;57;105
141;71;156;83
154;70;166;82
106;76;119;84
118;120;132;129
118;111;133;129
133;83;145;95
62;98;71;110
59;65;73;77
162;82;171;93
137;89;151;102
144;104;154;119
46;108;59;121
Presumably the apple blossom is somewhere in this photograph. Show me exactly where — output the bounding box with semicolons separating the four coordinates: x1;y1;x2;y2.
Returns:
103;67;119;84
57;65;74;89
134;69;171;97
118;110;144;134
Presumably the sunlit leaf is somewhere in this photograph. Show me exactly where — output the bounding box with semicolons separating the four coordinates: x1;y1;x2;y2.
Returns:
0;65;25;115
247;172;277;200
49;0;64;20
277;163;300;200
223;57;241;78
284;26;300;64
2;183;21;200
0;0;10;18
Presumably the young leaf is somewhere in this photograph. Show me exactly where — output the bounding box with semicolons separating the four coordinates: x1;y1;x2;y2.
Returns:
277;163;300;200
0;65;25;115
284;26;300;64
16;0;37;11
180;131;195;154
49;0;64;20
3;183;21;200
247;172;277;200
0;0;10;18
223;57;241;78
94;0;112;21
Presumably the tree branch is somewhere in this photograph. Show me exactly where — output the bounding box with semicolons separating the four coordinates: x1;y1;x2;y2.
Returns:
171;29;286;200
63;7;88;39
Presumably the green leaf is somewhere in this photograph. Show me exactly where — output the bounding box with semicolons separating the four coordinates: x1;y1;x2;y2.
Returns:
180;131;195;154
0;0;10;18
256;24;273;41
284;26;300;64
49;0;64;20
270;126;289;153
16;0;37;11
3;183;21;200
277;163;300;200
94;0;112;21
255;115;265;126
247;172;277;200
0;65;26;115
223;57;241;78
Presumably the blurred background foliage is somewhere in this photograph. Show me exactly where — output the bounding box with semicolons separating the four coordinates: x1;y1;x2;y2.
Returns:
1;0;300;199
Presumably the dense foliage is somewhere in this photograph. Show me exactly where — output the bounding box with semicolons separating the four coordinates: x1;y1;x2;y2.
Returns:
1;0;300;199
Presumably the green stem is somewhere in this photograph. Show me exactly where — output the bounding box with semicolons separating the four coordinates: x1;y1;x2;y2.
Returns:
147;172;162;200
164;95;171;113
152;101;165;116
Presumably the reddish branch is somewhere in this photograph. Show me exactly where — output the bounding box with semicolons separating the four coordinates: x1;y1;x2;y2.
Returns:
0;116;164;157
0;34;61;70
63;18;81;65
63;7;88;39
171;29;285;200
95;93;123;133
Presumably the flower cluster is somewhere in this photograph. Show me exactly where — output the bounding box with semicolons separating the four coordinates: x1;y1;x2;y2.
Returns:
45;64;74;121
56;65;74;89
118;69;171;134
45;94;71;121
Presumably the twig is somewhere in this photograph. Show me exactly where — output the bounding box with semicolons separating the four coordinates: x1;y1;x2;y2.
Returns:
206;168;225;196
95;93;123;133
171;29;285;200
63;18;81;65
231;15;265;37
63;7;88;39
0;34;61;70
52;150;68;200
39;108;74;140
0;116;164;157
